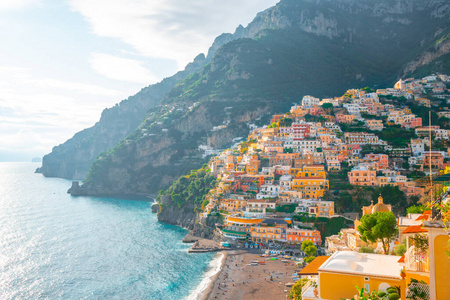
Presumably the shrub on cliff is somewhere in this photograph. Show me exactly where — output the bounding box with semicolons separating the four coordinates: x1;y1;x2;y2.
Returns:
156;165;217;211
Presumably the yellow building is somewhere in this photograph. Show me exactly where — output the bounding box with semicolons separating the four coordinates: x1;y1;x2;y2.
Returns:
301;252;407;300
425;221;450;299
400;211;450;299
245;163;259;175
250;226;283;243
292;177;329;199
219;199;247;213
291;165;327;178
305;211;450;300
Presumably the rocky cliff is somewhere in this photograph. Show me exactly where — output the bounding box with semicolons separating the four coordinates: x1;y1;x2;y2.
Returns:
65;0;449;197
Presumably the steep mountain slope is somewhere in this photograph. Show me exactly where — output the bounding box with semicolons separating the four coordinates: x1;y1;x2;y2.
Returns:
36;54;207;179
67;0;450;196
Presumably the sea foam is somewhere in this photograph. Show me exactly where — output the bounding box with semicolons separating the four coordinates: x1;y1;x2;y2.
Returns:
186;251;225;300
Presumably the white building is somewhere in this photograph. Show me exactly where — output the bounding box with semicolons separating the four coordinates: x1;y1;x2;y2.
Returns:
301;95;320;109
409;139;425;157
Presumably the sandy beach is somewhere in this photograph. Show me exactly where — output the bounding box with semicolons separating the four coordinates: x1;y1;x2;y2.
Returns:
201;250;299;300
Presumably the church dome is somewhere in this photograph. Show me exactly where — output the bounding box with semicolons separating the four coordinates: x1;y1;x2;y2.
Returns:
372;195;390;213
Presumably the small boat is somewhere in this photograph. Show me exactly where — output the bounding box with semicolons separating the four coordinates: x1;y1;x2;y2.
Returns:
285;282;295;287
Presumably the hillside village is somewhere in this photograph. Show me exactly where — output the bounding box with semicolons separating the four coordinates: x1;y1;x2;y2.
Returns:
156;74;450;299
192;74;449;251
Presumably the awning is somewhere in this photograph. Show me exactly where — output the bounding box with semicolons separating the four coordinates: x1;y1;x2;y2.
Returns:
299;256;330;275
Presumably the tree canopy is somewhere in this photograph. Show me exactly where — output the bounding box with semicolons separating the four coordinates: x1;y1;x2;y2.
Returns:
357;211;398;254
406;205;426;214
301;240;317;257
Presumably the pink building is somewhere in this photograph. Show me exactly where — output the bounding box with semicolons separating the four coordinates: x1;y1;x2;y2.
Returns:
409;117;422;129
291;123;311;140
309;105;324;116
348;165;377;186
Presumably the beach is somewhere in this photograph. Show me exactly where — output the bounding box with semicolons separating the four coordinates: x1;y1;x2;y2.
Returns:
201;250;299;300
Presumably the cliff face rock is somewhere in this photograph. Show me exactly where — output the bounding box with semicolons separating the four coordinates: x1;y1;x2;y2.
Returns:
64;0;449;198
402;38;450;76
157;196;197;229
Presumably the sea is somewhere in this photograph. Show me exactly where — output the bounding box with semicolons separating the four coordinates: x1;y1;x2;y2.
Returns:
0;162;221;300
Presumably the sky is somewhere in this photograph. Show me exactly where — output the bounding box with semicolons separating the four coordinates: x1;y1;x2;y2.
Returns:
0;0;279;161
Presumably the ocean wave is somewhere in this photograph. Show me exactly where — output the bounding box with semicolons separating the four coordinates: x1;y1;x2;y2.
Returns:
186;251;224;300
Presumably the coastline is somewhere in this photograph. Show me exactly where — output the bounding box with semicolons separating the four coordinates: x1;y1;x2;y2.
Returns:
186;251;227;300
199;251;228;300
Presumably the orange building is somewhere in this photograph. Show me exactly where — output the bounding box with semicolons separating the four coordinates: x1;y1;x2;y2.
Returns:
250;226;283;243
286;228;321;244
335;114;357;123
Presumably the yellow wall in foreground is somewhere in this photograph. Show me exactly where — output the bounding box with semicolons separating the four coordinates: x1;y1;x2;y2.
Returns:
319;272;401;300
435;234;450;300
405;272;430;285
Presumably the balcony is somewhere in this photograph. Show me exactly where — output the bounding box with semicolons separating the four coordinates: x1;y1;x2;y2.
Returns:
301;276;319;299
405;246;429;273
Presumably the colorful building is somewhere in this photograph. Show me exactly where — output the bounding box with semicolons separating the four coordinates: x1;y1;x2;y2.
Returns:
286;228;321;244
301;252;407;300
291;177;329;199
348;165;377;186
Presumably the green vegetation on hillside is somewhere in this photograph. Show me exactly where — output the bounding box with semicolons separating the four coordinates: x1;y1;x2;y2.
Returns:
292;215;353;240
157;165;217;212
327;185;409;215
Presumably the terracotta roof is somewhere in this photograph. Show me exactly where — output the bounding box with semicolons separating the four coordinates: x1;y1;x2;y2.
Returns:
397;254;405;263
415;210;432;221
299;256;330;275
415;214;429;221
402;225;428;234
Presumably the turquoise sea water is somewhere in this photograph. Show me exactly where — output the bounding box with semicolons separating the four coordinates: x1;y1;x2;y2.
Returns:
0;162;215;299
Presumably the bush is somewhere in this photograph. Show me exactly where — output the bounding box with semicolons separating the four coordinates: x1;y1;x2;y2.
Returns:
359;246;375;253
394;244;406;256
406;205;426;214
304;256;316;264
276;204;297;213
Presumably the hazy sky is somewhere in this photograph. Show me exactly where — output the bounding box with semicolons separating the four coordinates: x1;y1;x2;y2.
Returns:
0;0;279;161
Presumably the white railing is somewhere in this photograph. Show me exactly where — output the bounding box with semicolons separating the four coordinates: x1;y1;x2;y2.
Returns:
406;281;430;300
405;246;429;272
301;276;318;297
